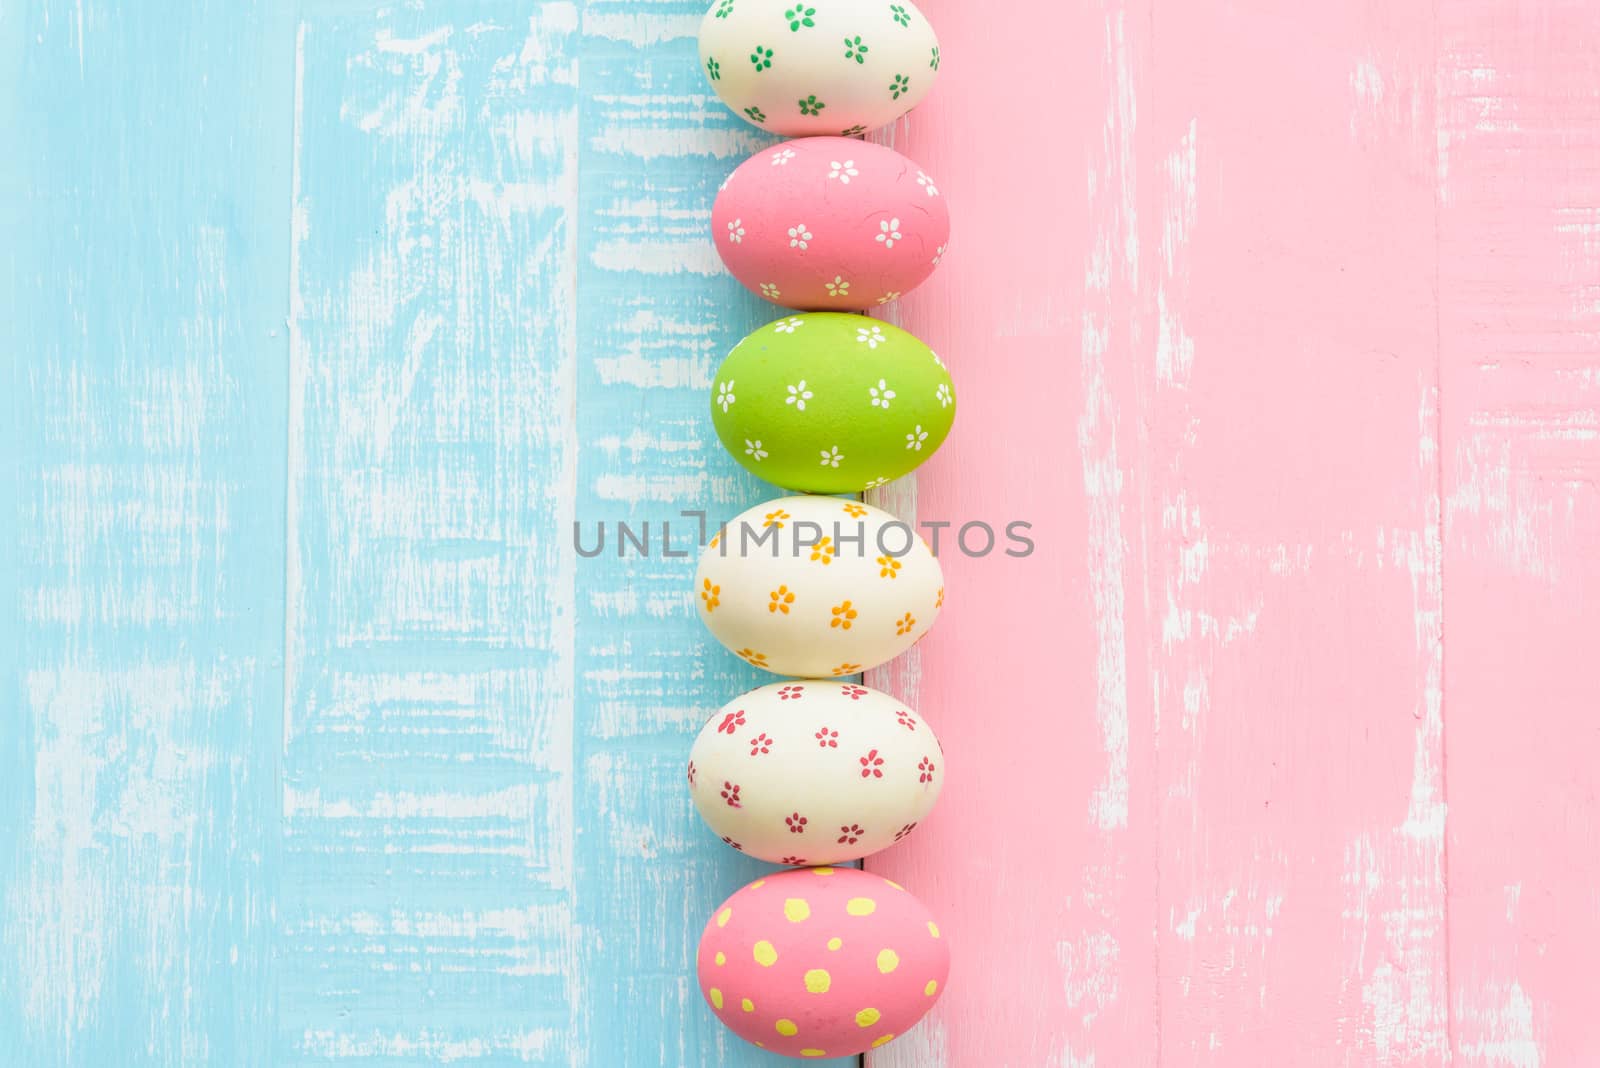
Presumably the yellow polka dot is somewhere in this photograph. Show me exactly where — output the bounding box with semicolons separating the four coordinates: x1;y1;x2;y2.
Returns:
801;1050;827;1058
877;948;899;974
924;979;938;997
753;940;778;967
713;951;725;966
927;920;941;938
803;968;831;994
750;879;765;889
775;1019;798;1037
855;1007;881;1028
709;988;724;1010
716;907;732;927
872;1034;897;1048
826;937;842;951
884;879;905;891
812;867;835;876
846;897;876;916
741;998;755;1013
784;898;811;923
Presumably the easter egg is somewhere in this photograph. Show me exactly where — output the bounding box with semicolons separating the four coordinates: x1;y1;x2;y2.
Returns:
698;0;940;137
713;138;949;311
711;313;955;493
696;494;943;678
697;867;949;1057
689;681;943;864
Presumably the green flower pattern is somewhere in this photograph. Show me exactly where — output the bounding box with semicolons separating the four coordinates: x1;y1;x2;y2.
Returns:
844;35;868;63
785;4;816;30
749;45;773;71
706;57;721;81
841;124;868;136
714;0;735;17
798;95;826;116
930;45;940;70
744;105;766;123
890;73;910;99
889;4;911;27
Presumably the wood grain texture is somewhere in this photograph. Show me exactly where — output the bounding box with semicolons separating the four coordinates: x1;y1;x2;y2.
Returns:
1438;2;1600;1063
869;1;1596;1066
5;1;1600;1066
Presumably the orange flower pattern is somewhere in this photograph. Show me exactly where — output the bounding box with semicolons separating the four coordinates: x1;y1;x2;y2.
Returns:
738;648;770;668
763;508;790;529
829;600;858;630
830;662;862;676
842;502;868;518
877;554;902;579
768;585;795;614
895;611;917;636
810;536;836;565
701;578;721;611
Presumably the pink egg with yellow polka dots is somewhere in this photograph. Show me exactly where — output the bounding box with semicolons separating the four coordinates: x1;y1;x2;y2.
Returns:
713;137;949;311
697;866;949;1059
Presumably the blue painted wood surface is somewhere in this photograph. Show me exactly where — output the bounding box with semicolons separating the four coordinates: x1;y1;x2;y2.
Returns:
3;2;850;1064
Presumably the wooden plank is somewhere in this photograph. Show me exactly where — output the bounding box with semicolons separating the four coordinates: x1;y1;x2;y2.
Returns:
872;0;1449;1064
1141;2;1448;1062
867;2;1163;1064
281;7;593;1062
568;1;852;1065
1437;2;1600;1064
0;3;294;1064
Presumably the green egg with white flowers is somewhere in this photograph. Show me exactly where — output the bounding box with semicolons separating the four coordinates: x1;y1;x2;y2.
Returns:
710;313;956;493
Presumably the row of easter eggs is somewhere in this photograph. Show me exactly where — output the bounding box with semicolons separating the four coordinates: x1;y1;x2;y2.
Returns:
693;0;950;1058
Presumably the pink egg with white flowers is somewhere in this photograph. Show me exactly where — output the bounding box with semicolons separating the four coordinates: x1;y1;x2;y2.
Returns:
696;867;949;1058
713;137;949;311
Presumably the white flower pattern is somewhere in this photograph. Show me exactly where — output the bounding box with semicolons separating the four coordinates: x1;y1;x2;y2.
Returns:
770;148;797;166
820;446;844;468
869;379;896;408
828;159;859;184
876;292;901;305
930;349;945;369
787;223;813;250
932;243;946;266
916;170;939;197
935;383;952;408
773;316;805;334
760;282;781;299
745;439;768;460
727;219;745;243
824;276;851;297
906;425;929;450
716;380;736;412
864;476;891;489
786;380;813;411
856;325;886;349
876;217;902;249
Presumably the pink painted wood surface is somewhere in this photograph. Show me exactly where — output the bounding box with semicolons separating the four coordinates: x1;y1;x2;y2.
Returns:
866;1;1600;1064
1439;2;1600;1064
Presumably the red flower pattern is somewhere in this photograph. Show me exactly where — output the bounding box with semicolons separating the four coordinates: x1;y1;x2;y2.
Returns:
786;812;807;834
717;710;746;735
780;856;807;866
837;824;864;845
777;685;806;701
918;757;936;784
722;836;743;852
816;727;839;748
721;781;742;807
894;822;918;842
859;749;885;778
749;733;773;756
840;684;868;700
896;709;918;731
686;760;696;787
